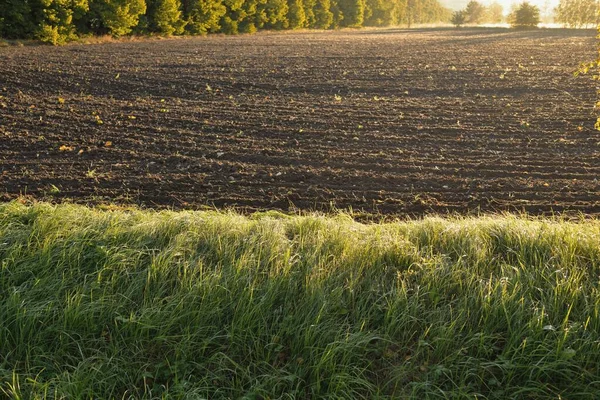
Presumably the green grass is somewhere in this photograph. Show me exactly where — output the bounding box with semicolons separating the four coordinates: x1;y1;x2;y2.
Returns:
1;202;600;399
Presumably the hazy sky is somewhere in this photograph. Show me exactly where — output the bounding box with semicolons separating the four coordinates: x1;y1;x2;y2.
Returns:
440;0;559;13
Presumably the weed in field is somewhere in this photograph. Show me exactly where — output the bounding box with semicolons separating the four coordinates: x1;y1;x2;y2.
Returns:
47;185;60;194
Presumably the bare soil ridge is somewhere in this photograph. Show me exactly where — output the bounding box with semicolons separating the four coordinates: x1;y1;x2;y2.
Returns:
0;28;597;215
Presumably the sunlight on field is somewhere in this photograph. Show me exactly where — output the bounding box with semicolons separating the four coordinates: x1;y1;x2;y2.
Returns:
1;0;599;393
479;22;565;27
1;202;600;398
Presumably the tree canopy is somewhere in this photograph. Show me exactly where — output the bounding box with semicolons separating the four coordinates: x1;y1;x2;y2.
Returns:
508;1;540;28
464;0;485;24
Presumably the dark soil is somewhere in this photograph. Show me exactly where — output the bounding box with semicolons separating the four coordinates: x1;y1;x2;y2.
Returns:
1;28;598;216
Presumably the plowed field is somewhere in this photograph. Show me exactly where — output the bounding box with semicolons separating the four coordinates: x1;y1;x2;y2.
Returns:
1;28;598;215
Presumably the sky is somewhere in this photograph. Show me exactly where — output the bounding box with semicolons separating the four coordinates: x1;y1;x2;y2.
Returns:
439;0;560;14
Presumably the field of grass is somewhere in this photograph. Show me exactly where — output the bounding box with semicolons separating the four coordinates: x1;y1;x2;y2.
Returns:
1;201;600;398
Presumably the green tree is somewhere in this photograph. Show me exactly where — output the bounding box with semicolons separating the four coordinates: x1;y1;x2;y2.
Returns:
238;0;266;33
0;0;35;39
329;0;344;27
338;0;365;27
303;0;316;26
287;0;307;28
186;0;226;34
509;1;540;27
451;9;465;26
261;0;289;29
312;0;333;28
90;0;147;36
365;0;395;26
464;0;485;24
27;0;89;44
218;0;243;33
147;0;185;35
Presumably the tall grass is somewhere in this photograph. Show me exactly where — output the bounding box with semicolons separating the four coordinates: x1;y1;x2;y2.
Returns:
1;202;600;398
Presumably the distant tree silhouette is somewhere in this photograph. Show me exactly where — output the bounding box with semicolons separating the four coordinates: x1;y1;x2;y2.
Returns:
451;10;466;27
485;2;503;23
464;0;485;24
509;1;540;28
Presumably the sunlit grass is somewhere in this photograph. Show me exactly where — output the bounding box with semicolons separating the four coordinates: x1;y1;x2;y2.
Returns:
1;202;600;398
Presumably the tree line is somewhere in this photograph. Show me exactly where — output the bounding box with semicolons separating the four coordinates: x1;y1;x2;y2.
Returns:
450;1;504;26
451;0;597;28
0;0;450;44
451;0;542;28
555;0;599;28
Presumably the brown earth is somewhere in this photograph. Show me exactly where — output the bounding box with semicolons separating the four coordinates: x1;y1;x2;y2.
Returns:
0;28;598;216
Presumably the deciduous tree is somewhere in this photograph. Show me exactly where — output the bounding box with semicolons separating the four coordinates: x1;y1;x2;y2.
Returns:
451;9;465;26
89;0;147;37
464;0;485;24
0;0;35;39
338;0;365;27
485;2;503;23
287;0;307;28
262;0;289;29
328;0;344;27
509;1;540;28
312;0;333;28
186;0;226;34
32;0;89;44
147;0;185;35
365;0;395;26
